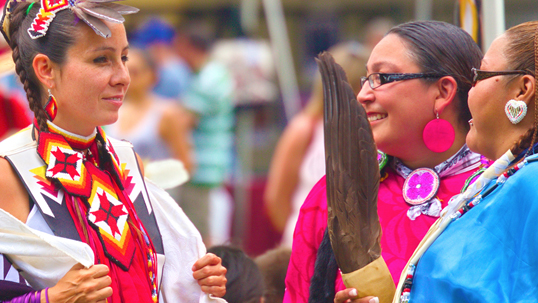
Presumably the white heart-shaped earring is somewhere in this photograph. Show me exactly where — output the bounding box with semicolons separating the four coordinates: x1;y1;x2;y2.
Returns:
505;99;527;124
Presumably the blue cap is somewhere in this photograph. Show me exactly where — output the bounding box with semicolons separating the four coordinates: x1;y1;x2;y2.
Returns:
131;17;176;47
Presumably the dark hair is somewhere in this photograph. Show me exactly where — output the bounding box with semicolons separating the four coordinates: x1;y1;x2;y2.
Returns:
8;2;77;131
388;20;483;128
254;246;291;303
309;230;338;303
503;21;538;155
207;246;264;303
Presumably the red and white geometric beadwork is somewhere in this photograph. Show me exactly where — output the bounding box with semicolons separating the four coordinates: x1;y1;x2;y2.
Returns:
28;0;70;39
88;186;129;242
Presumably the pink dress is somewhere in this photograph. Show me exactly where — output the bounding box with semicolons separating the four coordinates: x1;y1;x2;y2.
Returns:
284;165;479;303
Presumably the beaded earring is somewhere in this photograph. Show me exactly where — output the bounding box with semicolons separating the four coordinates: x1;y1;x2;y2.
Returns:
44;89;57;121
422;110;455;153
504;99;527;124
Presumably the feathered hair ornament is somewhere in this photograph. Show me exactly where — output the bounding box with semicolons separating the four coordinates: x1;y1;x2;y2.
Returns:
1;0;138;42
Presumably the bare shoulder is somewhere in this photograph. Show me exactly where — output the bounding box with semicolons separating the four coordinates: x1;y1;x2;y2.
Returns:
281;112;318;148
161;102;191;122
159;102;196;132
0;157;30;222
161;101;183;114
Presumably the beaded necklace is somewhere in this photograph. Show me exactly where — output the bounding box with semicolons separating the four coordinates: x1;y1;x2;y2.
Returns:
391;145;481;220
396;149;522;303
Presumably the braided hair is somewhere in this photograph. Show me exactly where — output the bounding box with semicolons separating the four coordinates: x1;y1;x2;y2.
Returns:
309;229;338;303
7;2;77;132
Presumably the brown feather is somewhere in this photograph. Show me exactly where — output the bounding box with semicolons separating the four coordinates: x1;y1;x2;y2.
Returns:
317;52;381;274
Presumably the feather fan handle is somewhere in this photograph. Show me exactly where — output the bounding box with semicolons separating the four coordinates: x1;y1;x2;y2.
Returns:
317;52;382;274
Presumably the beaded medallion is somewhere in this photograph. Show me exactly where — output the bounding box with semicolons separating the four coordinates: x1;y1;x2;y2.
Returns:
402;168;440;206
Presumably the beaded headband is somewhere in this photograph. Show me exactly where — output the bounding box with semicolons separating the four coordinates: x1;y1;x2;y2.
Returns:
0;0;138;43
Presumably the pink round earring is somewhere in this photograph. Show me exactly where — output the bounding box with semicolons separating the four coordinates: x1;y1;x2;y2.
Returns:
422;111;455;153
44;89;57;121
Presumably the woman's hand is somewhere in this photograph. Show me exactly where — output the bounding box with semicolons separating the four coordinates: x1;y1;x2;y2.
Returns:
334;288;379;303
192;253;227;297
46;263;112;303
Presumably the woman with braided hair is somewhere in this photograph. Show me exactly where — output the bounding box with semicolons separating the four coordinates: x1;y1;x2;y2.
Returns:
337;20;538;303
0;0;226;302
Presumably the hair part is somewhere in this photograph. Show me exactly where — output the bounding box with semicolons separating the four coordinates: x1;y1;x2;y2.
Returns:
388;20;483;129
8;2;78;131
503;21;538;156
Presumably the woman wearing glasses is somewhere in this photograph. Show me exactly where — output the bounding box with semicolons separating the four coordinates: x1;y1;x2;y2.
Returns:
284;20;483;303
337;20;538;303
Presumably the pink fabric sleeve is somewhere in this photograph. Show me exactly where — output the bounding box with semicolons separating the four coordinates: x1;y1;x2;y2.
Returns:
284;176;345;303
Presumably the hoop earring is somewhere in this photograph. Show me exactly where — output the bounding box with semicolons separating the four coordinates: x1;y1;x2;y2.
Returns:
504;99;527;124
44;89;57;121
422;111;455;153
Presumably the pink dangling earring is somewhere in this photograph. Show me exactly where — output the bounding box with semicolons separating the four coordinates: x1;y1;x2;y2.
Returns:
422;110;455;153
44;89;57;121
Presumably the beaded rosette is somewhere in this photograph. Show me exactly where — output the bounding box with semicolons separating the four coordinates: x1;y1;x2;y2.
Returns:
402;167;440;206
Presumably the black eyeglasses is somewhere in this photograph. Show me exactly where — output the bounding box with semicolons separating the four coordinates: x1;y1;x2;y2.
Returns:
360;73;446;89
471;67;534;86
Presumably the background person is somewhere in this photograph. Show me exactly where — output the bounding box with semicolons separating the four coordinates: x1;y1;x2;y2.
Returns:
264;42;369;247
254;246;292;303
174;20;235;245
208;245;265;303
130;17;192;100
107;48;193;170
